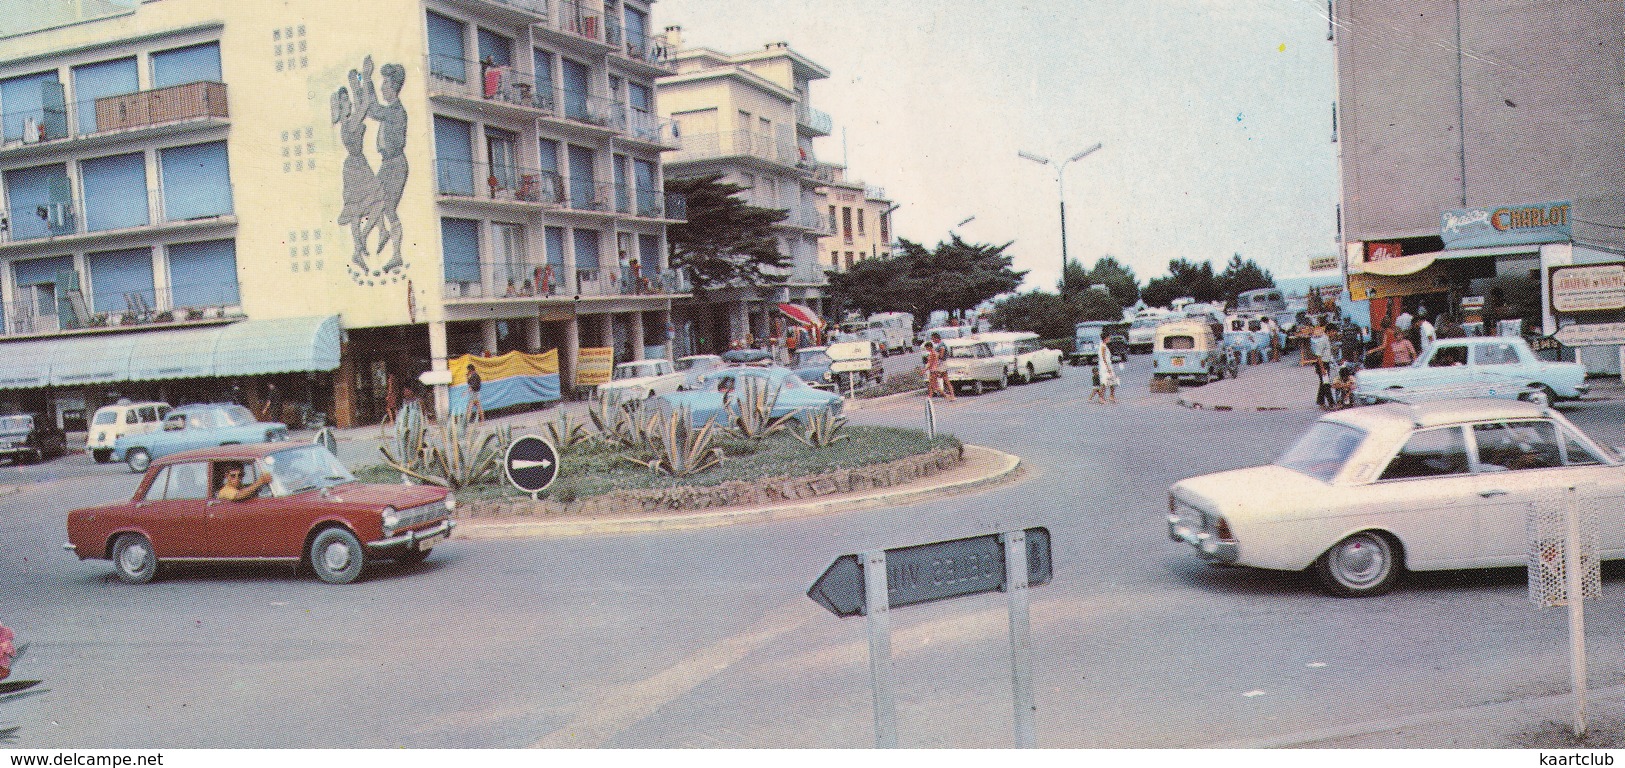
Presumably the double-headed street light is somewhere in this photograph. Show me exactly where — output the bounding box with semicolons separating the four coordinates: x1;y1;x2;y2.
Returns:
1017;142;1103;294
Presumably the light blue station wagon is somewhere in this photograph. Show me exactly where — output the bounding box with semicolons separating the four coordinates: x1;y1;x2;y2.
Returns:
112;403;289;472
1355;336;1588;405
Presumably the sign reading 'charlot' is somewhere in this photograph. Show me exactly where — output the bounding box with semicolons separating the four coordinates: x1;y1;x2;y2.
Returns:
1442;201;1571;249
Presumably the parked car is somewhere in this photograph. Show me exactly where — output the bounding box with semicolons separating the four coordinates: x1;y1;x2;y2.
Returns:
674;354;725;390
1355;336;1588;406
0;413;68;465
1151;319;1237;384
720;348;775;365
87;401;172;463
65;442;454;584
653;366;843;427
976;331;1064;384
792;341;885;391
1071;321;1128;365
1167;398;1625;596
865;312;915;356
940;337;1009;395
596;359;688;402
915;323;973;349
1127;314;1168;354
111;404;288;473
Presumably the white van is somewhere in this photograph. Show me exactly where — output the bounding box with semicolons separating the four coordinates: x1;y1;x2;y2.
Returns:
866;312;915;356
87;400;172;463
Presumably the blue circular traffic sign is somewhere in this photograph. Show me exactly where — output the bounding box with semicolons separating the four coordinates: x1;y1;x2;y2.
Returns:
505;435;559;493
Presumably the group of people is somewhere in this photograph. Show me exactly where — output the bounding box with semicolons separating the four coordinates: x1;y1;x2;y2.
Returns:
918;331;1118;403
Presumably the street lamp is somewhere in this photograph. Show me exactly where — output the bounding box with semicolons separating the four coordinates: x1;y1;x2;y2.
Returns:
1018;142;1102;294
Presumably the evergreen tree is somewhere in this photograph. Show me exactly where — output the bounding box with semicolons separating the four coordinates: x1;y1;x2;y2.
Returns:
664;174;792;291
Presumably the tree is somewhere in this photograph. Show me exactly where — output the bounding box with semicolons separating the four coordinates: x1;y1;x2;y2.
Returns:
991;290;1076;341
1215;253;1275;305
1059;258;1090;302
664;174;792;291
1086;256;1140;308
1141;258;1218;307
827;235;1026;319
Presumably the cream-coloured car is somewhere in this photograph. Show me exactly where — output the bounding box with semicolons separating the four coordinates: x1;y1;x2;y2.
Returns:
87;401;171;464
596;359;687;402
1167;399;1625;596
975;331;1064;384
940;338;1008;395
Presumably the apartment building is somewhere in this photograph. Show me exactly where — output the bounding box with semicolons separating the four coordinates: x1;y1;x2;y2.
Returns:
657;34;833;352
1333;0;1625;368
815;161;894;275
0;0;684;428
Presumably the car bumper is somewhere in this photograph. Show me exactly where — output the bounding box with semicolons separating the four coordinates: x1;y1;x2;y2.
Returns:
367;519;456;552
1574;383;1591;396
1166;513;1239;563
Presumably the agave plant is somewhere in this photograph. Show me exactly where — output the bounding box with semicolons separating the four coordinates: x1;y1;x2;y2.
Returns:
379;403;511;489
793;408;850;449
542;411;592;453
726;376;801;439
379;400;432;478
622;407;724;476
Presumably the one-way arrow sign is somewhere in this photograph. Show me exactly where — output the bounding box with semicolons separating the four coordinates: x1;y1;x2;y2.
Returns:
808;528;1052;618
504;435;559;493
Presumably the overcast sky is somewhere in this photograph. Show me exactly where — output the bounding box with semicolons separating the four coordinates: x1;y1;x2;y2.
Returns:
654;0;1341;291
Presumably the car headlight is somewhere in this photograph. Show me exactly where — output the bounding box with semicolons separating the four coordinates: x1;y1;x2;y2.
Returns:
381;506;400;534
443;494;456;513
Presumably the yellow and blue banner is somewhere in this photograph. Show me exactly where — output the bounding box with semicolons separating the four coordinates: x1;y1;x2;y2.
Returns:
448;349;560;414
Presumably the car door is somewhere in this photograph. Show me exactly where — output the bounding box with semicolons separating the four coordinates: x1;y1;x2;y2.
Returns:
205;460;280;558
1471;419;1625;567
1347;425;1481;569
138;462;213;558
1469;341;1525;392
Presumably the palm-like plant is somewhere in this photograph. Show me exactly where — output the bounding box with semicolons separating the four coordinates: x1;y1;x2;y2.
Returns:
379;403;512;489
793;408;850;449
622;406;724;476
379;400;431;477
543;411;593;453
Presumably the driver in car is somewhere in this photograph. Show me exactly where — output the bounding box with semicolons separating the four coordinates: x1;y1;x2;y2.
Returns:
216;462;272;501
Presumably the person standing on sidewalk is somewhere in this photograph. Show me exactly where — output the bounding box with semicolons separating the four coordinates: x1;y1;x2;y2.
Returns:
465;363;484;420
924;333;954;401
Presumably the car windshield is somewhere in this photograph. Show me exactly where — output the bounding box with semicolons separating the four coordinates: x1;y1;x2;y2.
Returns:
264;445;355;495
1163;335;1196;350
1078;328;1104;341
217;405;257;426
1275;422;1368;483
613;364;661;380
947;344;985;359
93;410;119;425
0;415;31;431
797;351;832;367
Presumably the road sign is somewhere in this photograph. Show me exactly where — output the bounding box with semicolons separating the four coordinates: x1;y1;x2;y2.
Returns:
504;435;559;493
808;528;1052;618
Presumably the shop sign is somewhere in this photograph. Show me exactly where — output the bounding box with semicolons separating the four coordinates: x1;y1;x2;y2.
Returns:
1461;296;1486;310
1442;201;1571;249
1347;269;1452;301
1551;264;1625;313
1309;255;1340;272
1365;242;1403;263
576;347;614;386
1554;323;1625;347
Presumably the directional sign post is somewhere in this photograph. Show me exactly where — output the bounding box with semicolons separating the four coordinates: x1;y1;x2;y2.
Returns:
808;527;1052;748
504;435;559;499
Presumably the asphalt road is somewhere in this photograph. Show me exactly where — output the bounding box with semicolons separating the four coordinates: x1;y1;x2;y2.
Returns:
7;356;1625;747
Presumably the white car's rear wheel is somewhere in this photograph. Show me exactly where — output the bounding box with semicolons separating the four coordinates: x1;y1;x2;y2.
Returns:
1314;531;1401;597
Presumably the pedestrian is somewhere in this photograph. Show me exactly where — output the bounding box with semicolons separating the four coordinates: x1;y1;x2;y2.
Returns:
1370;323;1397;368
1095;345;1119;403
1388;329;1418;367
1331;364;1357;408
1315;358;1336;409
925;332;954;401
465;363;483;420
1394;307;1414;335
230;381;246;406
383;374;398;423
1418;316;1437;355
262;381;283;423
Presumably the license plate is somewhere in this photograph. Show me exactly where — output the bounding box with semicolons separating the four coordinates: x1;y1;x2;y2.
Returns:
415;529;449;551
1171;357;1185;367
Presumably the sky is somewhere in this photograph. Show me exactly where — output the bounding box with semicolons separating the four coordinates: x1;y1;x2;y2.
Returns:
654;0;1341;292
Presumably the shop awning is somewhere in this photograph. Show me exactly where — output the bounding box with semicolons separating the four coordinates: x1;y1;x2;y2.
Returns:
0;315;341;390
1359;243;1545;276
777;302;823;327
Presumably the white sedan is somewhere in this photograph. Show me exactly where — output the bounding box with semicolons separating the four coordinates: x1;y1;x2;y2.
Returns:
1167;399;1625;596
596;359;687;401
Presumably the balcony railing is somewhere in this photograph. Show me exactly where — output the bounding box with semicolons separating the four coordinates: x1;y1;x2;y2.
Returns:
2;180;234;244
427;54;617;128
435;158;682;218
550;0;603;44
795;103;832;135
1;81;227;152
442;261;685;300
620;31;674;68
668;129;802;168
0;280;241;338
612;104;680;147
480;0;548;17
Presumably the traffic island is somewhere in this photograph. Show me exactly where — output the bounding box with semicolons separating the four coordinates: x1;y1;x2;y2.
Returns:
453;443;1021;539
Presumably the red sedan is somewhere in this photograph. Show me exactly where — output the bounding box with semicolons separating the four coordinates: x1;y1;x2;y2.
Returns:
65;442;455;584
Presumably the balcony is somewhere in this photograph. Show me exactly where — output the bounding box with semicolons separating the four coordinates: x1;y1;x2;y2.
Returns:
1;180;235;247
434;158;683;219
613;29;676;74
426;55;617;132
667;129;803;170
543;0;606;46
440;0;548;23
612;104;681;149
0;280;242;340
795;103;832;136
0;81;228;159
441;261;686;301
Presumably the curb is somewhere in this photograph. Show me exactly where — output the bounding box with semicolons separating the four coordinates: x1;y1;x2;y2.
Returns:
845;387;927;410
456;444;1021;540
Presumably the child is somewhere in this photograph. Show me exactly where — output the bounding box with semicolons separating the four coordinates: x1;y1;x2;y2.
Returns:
1331;364;1357;408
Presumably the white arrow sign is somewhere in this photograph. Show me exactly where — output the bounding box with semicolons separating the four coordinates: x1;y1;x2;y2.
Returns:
512;459;553;470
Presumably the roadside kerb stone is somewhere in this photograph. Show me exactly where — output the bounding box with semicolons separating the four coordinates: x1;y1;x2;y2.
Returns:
456;444;1019;539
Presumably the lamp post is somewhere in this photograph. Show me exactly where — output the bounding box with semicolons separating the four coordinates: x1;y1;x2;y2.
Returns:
1018;143;1102;295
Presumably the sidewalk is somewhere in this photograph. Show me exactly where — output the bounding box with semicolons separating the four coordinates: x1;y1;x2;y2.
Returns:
1171;357;1325;411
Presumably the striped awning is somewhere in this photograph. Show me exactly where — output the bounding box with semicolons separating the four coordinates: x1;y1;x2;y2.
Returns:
0;315;341;390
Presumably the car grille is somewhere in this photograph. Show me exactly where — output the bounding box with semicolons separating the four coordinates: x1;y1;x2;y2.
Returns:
394;499;449;530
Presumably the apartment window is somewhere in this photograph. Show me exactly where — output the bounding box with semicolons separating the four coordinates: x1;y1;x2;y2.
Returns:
434;116;474;195
880;212;890;244
841;207;853;243
493;222;526;291
532;49;556;109
830;250;840;269
613;154;630;213
87;248;155;314
537;138;562;201
567;144;596;209
758;116;771;137
562;58;591;121
3;163;72;240
634;158;657;217
166;239;239;308
71;57;138;135
151;42;221;89
573;228;601;270
1;70;65;143
486;128;518;193
427;12;468;82
545;226;566;267
441;217;481;287
625;6;649;55
638;234;660;274
845;252;855;270
737;110;751;130
13;255;73;316
477;29;513;66
159;141;233;220
828;205;836;231
857;209;865;236
81;152;149;231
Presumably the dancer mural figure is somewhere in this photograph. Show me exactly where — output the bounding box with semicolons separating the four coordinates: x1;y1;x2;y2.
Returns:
333;56;409;278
